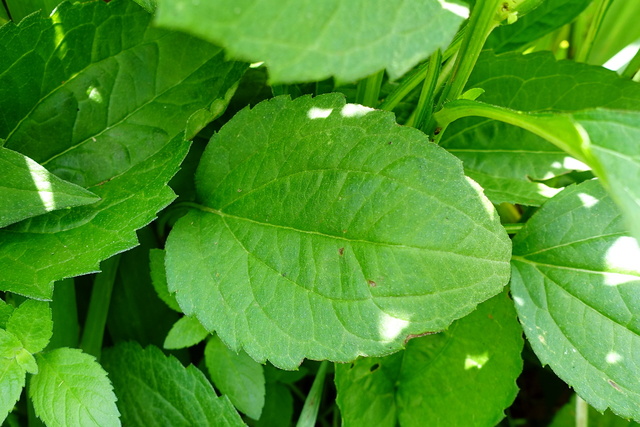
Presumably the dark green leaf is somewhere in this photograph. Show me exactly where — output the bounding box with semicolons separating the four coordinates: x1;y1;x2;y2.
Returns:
0;148;99;228
205;335;266;420
335;291;523;426
3;0;61;22
149;248;181;312
511;179;640;420
165;93;511;369
30;348;120;427
0;299;14;328
6;300;52;354
154;0;464;83
164;316;209;350
255;383;293;427
102;342;244;427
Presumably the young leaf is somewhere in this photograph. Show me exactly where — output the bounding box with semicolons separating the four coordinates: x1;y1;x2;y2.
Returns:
205;335;266;420
440;51;640;206
6;300;52;354
164;316;209;350
102;342;244;426
0;0;247;299
165;93;511;369
0;356;25;424
29;348;120;427
0;147;99;228
154;0;464;83
335;291;523;426
149;248;181;312
511;179;640;420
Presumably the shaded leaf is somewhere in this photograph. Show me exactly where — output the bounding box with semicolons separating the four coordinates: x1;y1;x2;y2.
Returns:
164;316;209;350
255;383;293;427
149;248;181;312
205;335;266;420
511;179;640;420
0;298;14;328
154;0;464;83
6;300;52;354
30;348;120;427
102;342;244;427
0;148;99;228
335;291;523;426
550;394;640;427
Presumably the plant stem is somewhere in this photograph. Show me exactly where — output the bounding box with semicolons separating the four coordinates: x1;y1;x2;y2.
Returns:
46;278;79;350
502;223;524;234
296;361;329;427
410;50;442;132
79;255;120;359
621;46;640;80
355;70;385;107
573;0;613;63
576;395;589;427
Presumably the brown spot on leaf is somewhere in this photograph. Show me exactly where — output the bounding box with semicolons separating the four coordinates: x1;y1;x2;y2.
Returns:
609;380;622;391
367;280;377;287
338;247;344;256
404;331;440;344
433;127;442;135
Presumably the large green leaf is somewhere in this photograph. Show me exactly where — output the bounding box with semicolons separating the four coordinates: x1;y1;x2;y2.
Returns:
0;147;99;228
154;0;465;84
102;342;244;427
0;0;246;299
30;348;120;427
440;51;640;206
165;93;511;369
510;179;640;421
335;291;523;426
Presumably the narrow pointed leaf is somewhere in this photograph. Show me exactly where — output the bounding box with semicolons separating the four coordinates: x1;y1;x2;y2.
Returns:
6;300;52;354
165;93;511;369
0;0;247;299
511;179;640;420
154;0;464;83
30;348;120;427
102;342;245;427
164;316;209;350
149;248;181;312
0;356;25;423
205;335;266;420
0;148;99;228
335;291;523;426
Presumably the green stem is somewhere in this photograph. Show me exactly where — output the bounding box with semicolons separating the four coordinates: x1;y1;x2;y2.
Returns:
576;395;589;427
502;223;524;234
410;50;442;132
621;46;640;80
574;0;613;63
79;255;120;359
355;70;385;107
296;361;329;427
46;278;79;350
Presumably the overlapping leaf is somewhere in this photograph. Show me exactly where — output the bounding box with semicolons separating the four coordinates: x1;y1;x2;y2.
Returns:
335;292;523;426
165;93;511;369
511;179;640;421
154;0;464;83
440;51;640;206
0;0;247;299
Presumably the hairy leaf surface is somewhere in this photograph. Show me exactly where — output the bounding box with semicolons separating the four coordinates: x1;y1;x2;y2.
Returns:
441;51;640;206
154;0;464;83
102;342;244;427
335;292;523;426
30;348;120;427
0;148;99;228
6;300;52;354
511;179;640;420
0;0;246;298
165;93;511;369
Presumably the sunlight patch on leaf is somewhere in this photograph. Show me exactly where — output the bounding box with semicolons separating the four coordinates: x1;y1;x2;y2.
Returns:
577;192;599;208
605;351;623;365
464;352;490;370
307;107;333;120
340;104;374;118
27;159;55;212
378;313;410;342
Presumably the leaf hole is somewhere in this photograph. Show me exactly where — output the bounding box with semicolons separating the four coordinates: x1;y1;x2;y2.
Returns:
369;363;380;372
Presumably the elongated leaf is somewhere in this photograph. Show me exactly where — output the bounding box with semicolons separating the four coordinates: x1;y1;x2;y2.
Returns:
511;179;640;421
205;335;266;420
149;248;181;312
102;342;244;427
164;316;209;350
6;300;52;354
165;93;511;369
154;0;464;83
30;348;120;427
440;51;640;206
0;356;25;423
335;291;523;426
3;0;61;22
0;0;246;299
0;148;99;228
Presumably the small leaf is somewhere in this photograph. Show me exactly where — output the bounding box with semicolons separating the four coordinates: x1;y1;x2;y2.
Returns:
155;0;464;83
205;335;266;420
164;316;209;350
149;248;181;312
0;298;13;328
6;299;52;354
0;148;99;228
166;93;511;369
511;179;640;420
29;348;120;427
102;342;244;427
15;348;37;374
0;356;25;423
0;328;23;359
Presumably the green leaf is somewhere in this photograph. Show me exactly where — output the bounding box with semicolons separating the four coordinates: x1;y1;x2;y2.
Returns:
255;383;293;427
149;248;181;312
164;316;209;350
154;0;464;83
0;148;99;228
205;335;266;420
510;179;640;420
6;300;52;354
30;348;120;427
131;0;156;14
550;394;640;427
15;347;37;374
588;0;640;66
297;361;328;427
440;51;640;206
3;0;61;22
0;328;23;359
165;93;511;369
0;299;14;328
0;356;25;423
102;342;245;427
0;0;247;299
335;291;523;426
486;0;593;53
